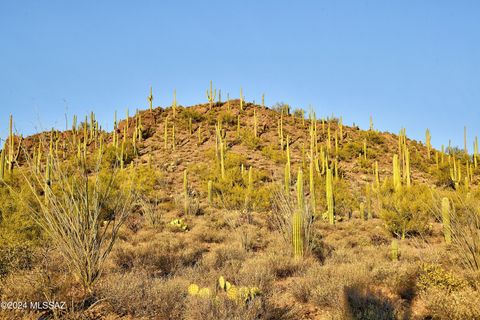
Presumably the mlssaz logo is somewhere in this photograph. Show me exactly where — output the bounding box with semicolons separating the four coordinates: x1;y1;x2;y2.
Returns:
30;301;66;310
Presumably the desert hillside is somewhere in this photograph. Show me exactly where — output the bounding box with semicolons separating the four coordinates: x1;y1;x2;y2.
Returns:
0;94;479;320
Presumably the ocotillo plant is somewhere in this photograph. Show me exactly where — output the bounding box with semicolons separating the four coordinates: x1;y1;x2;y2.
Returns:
148;87;153;111
326;167;334;224
206;80;217;109
293;168;304;260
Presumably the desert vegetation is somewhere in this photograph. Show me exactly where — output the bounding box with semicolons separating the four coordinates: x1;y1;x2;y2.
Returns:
0;85;479;319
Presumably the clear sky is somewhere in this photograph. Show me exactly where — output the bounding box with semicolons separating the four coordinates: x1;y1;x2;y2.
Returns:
1;0;479;150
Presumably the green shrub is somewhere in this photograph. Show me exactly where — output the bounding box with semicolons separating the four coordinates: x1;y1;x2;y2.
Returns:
379;183;432;238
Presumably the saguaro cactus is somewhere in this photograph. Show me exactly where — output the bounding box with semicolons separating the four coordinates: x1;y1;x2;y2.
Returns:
441;197;452;244
7;115;22;173
309;160;316;216
148;87;153;111
391;239;399;261
164;117;168;150
293;169;304;260
172;89;177;117
285;136;291;193
393;154;401;192
426;129;431;160
206;80;217;109
326;167;334;224
245;166;253;209
240;87;244;110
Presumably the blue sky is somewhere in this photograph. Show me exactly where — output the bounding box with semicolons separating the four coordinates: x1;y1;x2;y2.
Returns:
1;0;479;150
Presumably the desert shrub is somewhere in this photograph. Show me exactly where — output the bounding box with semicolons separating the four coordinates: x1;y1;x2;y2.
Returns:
364;130;386;145
292;108;305;119
271;102;290;115
137;196;162;227
239;128;262;150
98;271;188;318
217;110;237;126
416;263;467;293
337;141;363;161
181;108;205;123
430;162;455;188
261;144;286;164
421;286;480;320
333;179;358;219
0;243;34;277
379;184;432;238
113;237;205;277
185;294;266;320
343;284;396;320
101;141;136;168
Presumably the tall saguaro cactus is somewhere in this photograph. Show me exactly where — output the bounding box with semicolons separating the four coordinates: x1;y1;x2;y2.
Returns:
293;169;304;260
426;129;431;160
326;167;334;224
206;80;217;109
393;154;401;192
148;87;153;111
285;136;291;193
7;115;22;173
